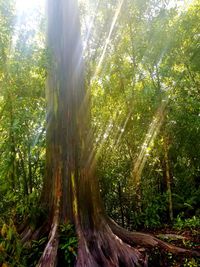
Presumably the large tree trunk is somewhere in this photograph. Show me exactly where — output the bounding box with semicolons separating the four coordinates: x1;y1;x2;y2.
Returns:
35;0;199;266
38;0;142;266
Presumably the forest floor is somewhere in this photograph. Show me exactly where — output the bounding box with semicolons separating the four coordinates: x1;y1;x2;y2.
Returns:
141;227;200;266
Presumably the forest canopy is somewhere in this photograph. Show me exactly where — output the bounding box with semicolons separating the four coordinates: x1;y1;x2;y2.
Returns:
0;0;200;266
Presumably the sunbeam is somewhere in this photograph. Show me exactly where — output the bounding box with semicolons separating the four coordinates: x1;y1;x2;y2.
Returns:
83;0;100;51
131;99;168;186
92;0;124;80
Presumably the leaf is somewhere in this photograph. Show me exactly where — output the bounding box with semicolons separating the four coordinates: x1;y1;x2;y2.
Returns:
1;224;7;237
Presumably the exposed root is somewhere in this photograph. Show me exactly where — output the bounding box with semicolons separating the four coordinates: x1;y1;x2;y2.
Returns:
33;216;199;267
156;233;190;241
20;222;49;246
108;218;200;257
37;200;60;267
21;215;199;267
37;220;59;267
31;222;49;241
17;217;29;234
20;226;34;244
75;220;144;267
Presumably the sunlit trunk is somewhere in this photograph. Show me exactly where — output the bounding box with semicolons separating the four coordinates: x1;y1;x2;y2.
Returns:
41;0;84;221
38;1;142;266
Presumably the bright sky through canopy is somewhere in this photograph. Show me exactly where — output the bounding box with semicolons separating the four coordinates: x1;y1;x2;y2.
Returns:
15;0;44;14
168;0;194;10
15;0;193;13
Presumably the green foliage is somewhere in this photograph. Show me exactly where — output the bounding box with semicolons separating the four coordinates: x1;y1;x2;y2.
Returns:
149;248;200;267
0;222;77;267
15;192;47;228
0;220;25;267
58;223;78;266
22;237;47;267
183;258;200;267
0;0;46;246
174;215;200;230
0;219;47;267
148;248;176;267
143;195;167;228
91;0;200;230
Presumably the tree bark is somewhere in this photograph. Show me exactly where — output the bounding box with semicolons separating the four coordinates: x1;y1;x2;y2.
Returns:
37;1;143;266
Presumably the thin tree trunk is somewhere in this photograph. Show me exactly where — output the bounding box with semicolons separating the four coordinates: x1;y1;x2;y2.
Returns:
28;144;33;194
18;148;29;196
163;136;173;222
9;100;16;190
118;181;125;227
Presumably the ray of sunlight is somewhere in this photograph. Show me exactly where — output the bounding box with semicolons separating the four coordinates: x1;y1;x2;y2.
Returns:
92;0;124;80
131;99;168;186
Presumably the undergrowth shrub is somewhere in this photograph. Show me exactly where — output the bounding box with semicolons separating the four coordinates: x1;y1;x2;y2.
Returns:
174;214;200;230
58;223;78;267
0;220;24;267
22;236;47;267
